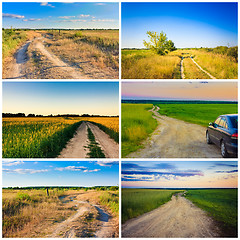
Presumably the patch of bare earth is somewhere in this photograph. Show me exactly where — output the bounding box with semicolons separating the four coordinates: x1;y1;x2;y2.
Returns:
127;106;221;158
122;193;221;238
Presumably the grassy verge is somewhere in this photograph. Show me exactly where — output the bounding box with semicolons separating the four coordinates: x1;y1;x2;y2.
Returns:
87;127;105;158
99;191;119;216
185;189;237;236
122;189;183;223
88;121;119;143
2;189;74;237
3;121;82;158
157;104;238;127
121;104;158;157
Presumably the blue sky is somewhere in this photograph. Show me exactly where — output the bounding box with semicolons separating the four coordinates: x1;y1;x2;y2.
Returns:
3;161;119;187
122;161;238;188
3;2;119;29
3;82;119;116
122;2;238;48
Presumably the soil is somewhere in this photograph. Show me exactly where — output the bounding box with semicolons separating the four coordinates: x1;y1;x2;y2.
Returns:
127;106;221;158
122;193;221;238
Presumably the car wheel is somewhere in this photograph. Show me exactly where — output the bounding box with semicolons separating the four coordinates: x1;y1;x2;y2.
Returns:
220;141;229;158
206;131;212;144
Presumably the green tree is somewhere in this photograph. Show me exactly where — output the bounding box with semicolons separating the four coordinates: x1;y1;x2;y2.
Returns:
143;31;176;55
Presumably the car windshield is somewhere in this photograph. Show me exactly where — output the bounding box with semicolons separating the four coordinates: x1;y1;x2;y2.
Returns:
229;116;238;128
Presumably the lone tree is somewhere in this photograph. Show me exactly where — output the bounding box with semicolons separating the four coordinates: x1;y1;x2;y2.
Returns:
143;31;176;55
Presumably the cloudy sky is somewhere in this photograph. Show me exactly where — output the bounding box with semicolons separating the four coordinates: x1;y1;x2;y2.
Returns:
122;2;237;48
3;161;119;187
122;82;238;101
3;2;119;29
3;82;119;116
122;161;238;188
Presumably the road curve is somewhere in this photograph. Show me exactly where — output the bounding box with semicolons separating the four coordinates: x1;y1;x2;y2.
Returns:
122;193;220;238
127;106;221;158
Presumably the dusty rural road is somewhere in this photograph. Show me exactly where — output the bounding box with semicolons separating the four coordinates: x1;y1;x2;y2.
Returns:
127;106;221;158
122;193;220;238
58;121;119;158
5;36;86;79
48;195;115;238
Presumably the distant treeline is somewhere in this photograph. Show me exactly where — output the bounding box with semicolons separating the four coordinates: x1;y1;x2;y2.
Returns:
2;28;118;31
3;186;119;191
122;100;238;104
123;187;236;190
3;113;119;118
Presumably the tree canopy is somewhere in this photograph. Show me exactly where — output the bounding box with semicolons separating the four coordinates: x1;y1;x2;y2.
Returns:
143;31;176;55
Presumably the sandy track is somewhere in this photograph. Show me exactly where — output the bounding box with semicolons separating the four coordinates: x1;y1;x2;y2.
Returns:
86;122;119;158
127;106;221;158
191;57;216;79
122;193;220;238
180;57;185;79
58;122;89;158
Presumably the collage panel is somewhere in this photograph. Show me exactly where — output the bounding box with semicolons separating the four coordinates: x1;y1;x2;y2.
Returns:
2;81;119;159
121;2;237;79
121;81;238;158
121;161;238;238
2;160;119;238
2;2;119;79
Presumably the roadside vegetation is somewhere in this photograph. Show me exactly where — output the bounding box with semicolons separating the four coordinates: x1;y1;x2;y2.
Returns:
121;104;157;157
3;117;119;158
157;103;238;126
122;46;238;79
185;189;237;236
122;189;183;223
3;187;119;238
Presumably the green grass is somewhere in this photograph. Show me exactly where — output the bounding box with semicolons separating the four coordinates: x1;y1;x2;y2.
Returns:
3;29;27;59
185;189;237;236
122;189;183;223
87;127;105;158
157;104;238;127
99;191;119;215
121;104;158;157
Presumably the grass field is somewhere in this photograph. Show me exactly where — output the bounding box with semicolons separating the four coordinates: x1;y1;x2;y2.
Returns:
3;188;119;237
122;48;237;79
3;117;119;158
122;49;181;79
122;189;183;223
121;104;157;157
157;103;238;126
185;189;237;235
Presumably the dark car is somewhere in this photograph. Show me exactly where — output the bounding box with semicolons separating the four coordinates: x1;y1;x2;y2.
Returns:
206;114;238;158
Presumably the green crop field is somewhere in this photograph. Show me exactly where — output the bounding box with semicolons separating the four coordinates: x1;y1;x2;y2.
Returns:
185;189;237;236
121;104;158;157
122;188;183;223
157;103;238;127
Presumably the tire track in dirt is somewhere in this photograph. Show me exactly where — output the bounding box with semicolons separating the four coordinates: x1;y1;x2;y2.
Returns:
58;121;119;158
122;193;221;238
58;122;89;158
127;106;221;158
180;57;185;79
86;122;119;158
190;57;216;79
48;196;114;238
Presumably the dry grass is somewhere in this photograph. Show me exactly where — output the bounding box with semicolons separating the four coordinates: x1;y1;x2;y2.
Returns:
183;57;210;79
122;49;181;79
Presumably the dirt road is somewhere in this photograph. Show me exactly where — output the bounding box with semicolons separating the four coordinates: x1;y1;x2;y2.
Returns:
4;36;86;79
48;194;116;238
58;121;119;158
180;57;185;79
127;106;221;158
122;193;220;238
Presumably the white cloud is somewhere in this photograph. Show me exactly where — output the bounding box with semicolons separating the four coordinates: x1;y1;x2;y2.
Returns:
78;14;91;18
83;169;100;173
55;19;87;23
23;18;42;22
3;13;25;19
2;160;24;166
58;16;76;19
95;3;106;5
91;19;115;22
55;166;87;171
97;161;118;167
40;2;55;8
3;169;48;174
